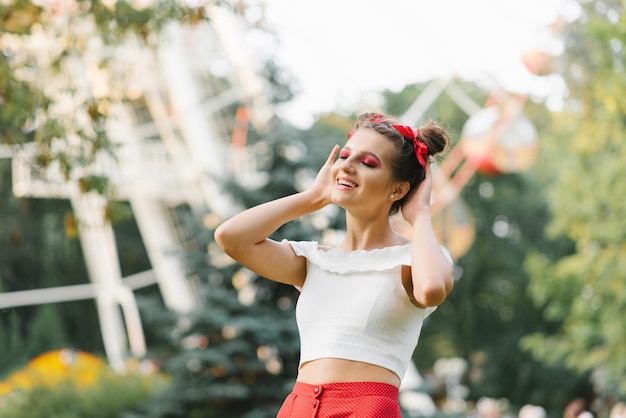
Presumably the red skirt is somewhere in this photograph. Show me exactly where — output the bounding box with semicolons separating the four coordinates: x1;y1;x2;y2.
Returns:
276;381;401;418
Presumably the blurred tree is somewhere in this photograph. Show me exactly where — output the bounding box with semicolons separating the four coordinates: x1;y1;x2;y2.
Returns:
1;1;314;415
133;117;337;417
0;310;26;377
0;0;206;377
378;82;592;412
435;171;591;411
522;0;626;403
0;160;151;378
0;0;210;194
0;369;158;418
4;1;621;415
0;159;97;377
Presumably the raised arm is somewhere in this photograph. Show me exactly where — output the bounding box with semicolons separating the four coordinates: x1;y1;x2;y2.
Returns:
214;145;339;287
401;163;454;307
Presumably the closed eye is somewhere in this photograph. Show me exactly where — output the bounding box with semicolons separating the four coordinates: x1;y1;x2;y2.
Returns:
361;156;381;168
338;150;381;168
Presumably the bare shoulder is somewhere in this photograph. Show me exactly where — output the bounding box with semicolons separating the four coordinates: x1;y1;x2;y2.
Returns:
234;239;308;287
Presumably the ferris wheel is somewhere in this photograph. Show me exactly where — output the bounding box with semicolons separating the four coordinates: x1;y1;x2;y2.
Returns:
0;2;551;373
388;62;548;260
1;5;271;372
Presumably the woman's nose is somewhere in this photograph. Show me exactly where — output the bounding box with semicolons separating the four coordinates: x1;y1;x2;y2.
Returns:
338;157;355;172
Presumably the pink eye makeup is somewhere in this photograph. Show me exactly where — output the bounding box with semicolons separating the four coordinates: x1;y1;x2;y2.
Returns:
360;155;381;168
338;148;381;168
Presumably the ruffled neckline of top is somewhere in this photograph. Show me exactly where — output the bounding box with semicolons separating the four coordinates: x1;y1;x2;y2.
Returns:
285;240;412;274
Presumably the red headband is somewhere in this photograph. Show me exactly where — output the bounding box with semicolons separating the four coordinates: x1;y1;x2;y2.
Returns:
391;124;428;170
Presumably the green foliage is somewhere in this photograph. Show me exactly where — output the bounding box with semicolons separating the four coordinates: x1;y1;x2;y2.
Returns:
0;0;214;196
22;305;68;353
418;170;588;410
1;3;313;416
382;79;485;144
0;159;151;378
0;311;29;378
5;0;624;414
0;159;101;376
0;372;159;418
0;52;39;145
131;119;330;418
135;287;300;418
375;83;591;411
522;0;626;401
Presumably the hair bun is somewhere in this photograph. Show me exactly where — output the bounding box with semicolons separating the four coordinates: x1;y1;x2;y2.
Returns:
419;120;450;157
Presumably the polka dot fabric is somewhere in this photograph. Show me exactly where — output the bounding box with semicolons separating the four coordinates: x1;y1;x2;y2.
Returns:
276;381;402;418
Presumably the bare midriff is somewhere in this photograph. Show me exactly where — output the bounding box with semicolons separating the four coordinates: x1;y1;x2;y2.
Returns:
296;358;401;388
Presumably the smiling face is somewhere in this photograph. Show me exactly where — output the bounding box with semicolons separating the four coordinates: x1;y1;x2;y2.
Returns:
330;128;407;213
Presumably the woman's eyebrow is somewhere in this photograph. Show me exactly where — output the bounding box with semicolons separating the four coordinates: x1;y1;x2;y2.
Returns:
362;151;382;163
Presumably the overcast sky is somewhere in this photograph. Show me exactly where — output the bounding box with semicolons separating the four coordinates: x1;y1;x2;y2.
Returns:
257;0;576;127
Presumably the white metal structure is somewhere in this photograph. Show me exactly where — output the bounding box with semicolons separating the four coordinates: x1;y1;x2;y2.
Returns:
5;7;270;372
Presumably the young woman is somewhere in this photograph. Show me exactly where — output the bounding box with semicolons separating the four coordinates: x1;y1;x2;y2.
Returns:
214;112;454;417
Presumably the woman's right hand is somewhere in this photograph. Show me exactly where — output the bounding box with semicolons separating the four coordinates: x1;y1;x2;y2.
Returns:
308;145;339;207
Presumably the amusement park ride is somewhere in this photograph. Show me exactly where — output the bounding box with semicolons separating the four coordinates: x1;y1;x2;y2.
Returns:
1;5;271;372
397;78;540;260
0;4;549;379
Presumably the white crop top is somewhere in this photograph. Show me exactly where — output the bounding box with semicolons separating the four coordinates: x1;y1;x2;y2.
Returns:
285;240;447;379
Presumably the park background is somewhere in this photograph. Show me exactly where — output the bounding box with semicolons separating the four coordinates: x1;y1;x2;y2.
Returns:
0;0;625;417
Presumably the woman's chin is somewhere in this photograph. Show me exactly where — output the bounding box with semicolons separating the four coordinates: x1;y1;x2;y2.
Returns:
330;194;348;208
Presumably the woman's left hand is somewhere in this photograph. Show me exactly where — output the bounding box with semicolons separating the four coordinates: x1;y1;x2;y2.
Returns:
401;162;432;225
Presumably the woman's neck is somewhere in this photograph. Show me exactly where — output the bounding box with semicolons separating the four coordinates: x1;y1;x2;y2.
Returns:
340;213;407;251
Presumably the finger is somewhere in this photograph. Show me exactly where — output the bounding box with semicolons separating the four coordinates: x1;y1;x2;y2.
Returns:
327;145;340;164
